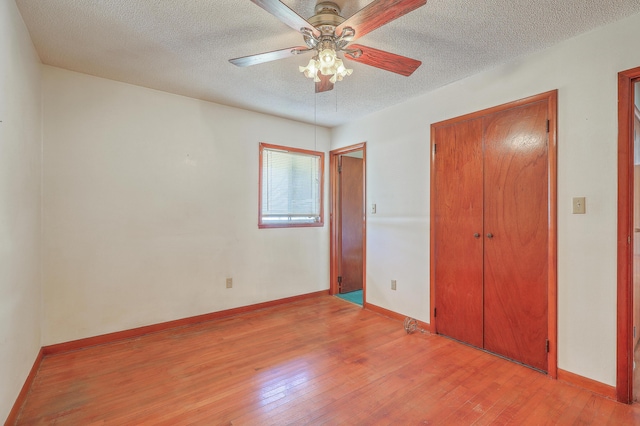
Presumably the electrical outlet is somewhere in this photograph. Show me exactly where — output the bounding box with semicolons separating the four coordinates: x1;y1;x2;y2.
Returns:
226;278;233;288
371;203;377;214
391;280;397;291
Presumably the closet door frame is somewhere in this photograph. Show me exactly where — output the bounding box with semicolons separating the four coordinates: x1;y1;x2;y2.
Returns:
616;65;640;403
429;90;558;378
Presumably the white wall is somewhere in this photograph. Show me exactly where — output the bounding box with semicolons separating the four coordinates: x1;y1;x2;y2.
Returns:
42;67;330;345
332;12;640;387
0;0;42;421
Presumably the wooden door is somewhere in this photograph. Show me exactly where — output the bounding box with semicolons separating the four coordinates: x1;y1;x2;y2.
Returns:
482;100;549;371
633;93;640;401
339;156;364;293
432;93;555;374
433;119;485;348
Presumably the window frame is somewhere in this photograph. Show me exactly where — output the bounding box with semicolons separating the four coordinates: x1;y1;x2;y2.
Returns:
258;142;325;229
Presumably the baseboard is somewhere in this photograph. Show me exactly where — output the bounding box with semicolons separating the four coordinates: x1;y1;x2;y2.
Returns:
364;302;430;332
43;290;329;356
557;369;617;400
5;347;44;426
364;303;619;401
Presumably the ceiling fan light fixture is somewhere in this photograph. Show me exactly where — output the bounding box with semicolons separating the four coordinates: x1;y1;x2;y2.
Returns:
299;58;321;82
318;48;336;69
299;50;353;84
330;59;353;83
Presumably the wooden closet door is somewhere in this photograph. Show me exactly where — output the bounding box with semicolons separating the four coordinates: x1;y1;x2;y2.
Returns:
434;119;484;348
482;100;549;371
339;156;364;293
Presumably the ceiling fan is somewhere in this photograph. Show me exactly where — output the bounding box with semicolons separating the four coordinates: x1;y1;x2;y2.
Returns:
229;0;427;93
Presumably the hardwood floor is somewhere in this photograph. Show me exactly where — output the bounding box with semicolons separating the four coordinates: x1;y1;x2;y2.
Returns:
14;296;640;425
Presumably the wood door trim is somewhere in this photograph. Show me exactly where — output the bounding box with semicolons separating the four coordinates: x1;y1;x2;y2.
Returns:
429;90;558;377
429;124;437;333
548;91;559;379
617;66;640;403
330;143;366;298
432;91;556;127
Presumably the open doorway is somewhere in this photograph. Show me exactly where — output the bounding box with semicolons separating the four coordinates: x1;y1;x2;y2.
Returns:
617;66;640;403
330;143;366;306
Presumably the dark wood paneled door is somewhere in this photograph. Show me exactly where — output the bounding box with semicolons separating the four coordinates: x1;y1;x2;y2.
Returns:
483;101;549;372
432;96;551;372
339;156;364;293
433;118;484;348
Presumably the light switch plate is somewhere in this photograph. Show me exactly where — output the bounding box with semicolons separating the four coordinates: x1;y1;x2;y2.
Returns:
371;204;376;214
572;197;586;214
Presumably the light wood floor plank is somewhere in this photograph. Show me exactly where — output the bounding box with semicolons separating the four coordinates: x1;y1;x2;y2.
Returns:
13;296;640;424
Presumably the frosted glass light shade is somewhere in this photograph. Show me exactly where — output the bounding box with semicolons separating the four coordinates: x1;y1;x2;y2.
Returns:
299;50;352;84
299;59;321;82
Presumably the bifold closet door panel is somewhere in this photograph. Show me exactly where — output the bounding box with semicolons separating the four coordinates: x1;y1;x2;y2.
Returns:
434;118;484;348
482;101;549;371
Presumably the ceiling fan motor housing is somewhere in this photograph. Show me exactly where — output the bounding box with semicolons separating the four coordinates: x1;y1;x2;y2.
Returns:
309;2;345;36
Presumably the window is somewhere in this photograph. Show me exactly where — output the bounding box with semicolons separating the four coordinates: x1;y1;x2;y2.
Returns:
259;143;324;228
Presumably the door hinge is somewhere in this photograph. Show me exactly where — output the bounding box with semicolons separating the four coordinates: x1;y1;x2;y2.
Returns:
337;276;342;284
546;119;550;133
433;144;437;154
545;339;550;353
635;326;637;339
434;307;437;318
338;165;342;173
629;235;632;244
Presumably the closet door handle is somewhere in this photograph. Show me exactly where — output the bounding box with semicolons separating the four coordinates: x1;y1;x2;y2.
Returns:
474;233;480;238
487;233;494;239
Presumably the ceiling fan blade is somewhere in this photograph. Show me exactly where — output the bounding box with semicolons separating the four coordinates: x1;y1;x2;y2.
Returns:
336;0;427;40
315;74;334;93
345;44;421;76
229;47;310;67
251;0;320;37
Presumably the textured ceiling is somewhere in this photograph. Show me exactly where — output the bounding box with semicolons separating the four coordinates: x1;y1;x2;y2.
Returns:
15;0;640;127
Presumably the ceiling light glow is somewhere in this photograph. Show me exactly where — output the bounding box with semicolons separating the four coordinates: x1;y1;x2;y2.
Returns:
299;47;352;85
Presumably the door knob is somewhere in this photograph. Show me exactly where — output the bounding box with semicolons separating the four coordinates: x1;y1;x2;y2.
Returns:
474;233;480;238
487;233;494;238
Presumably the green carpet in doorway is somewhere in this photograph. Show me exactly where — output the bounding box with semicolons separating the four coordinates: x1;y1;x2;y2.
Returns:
336;290;363;306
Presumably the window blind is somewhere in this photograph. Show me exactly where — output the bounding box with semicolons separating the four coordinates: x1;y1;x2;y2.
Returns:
261;147;321;224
